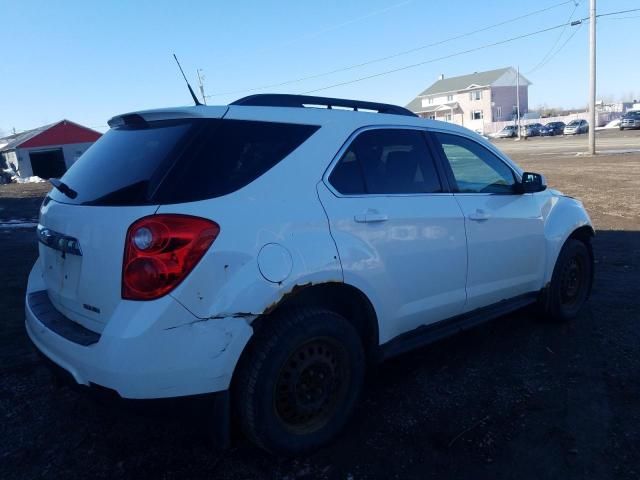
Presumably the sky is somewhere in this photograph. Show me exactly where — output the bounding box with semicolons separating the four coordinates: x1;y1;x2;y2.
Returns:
1;0;639;135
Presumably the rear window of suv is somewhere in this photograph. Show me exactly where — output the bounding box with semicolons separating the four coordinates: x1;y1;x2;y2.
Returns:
50;118;319;206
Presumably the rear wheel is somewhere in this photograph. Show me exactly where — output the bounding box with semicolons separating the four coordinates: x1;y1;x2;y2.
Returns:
542;238;593;322
234;307;365;454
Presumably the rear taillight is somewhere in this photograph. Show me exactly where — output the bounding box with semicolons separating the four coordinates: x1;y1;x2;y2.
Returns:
122;214;219;300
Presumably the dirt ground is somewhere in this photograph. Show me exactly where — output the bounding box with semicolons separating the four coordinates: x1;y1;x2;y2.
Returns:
1;131;639;479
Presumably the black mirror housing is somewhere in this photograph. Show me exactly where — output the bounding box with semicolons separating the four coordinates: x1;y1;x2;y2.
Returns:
517;172;547;193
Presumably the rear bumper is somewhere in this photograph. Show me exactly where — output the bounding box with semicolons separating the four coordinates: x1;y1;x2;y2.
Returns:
25;261;253;399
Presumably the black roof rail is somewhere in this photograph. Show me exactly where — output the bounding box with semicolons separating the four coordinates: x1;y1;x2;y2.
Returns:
230;94;418;117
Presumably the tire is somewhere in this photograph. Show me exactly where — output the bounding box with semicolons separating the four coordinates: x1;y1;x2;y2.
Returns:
234;307;365;454
542;238;593;322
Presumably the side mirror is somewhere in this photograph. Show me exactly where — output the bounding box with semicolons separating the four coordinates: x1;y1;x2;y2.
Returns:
517;171;547;193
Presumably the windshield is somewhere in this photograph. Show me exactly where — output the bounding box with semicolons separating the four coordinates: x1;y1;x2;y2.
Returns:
49;118;319;206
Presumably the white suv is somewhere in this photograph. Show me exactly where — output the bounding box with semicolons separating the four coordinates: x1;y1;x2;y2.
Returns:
26;94;594;454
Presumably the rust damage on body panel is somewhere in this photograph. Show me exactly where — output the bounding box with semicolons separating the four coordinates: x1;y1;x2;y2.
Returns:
262;280;342;315
165;281;341;330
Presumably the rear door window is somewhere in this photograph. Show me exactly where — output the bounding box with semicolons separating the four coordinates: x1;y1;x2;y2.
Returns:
50;119;319;206
329;128;442;195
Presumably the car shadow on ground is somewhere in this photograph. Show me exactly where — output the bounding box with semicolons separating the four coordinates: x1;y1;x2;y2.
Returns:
1;229;638;480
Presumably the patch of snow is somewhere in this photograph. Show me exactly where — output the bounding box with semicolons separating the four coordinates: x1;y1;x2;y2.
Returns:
0;221;38;229
13;175;46;184
576;149;640;156
596;119;621;130
0;218;38;229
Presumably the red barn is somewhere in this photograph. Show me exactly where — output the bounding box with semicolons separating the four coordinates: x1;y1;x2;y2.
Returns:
0;120;102;179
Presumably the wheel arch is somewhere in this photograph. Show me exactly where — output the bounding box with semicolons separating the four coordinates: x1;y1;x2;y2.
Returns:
544;201;595;286
231;282;380;389
257;282;379;359
228;281;380;434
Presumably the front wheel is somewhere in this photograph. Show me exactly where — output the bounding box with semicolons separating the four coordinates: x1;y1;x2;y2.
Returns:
234;307;365;454
542;238;593;322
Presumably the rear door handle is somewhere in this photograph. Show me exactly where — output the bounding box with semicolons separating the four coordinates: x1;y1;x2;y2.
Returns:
354;212;389;223
468;209;490;221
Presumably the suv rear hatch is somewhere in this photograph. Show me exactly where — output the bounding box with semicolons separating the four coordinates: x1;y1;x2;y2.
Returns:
38;107;319;333
39;108;227;333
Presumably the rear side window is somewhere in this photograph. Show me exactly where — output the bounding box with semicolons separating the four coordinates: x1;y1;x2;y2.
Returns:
157;120;319;204
50;119;319;206
329;129;442;195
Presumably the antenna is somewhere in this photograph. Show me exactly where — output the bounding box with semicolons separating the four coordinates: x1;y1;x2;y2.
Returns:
197;69;207;106
172;54;202;106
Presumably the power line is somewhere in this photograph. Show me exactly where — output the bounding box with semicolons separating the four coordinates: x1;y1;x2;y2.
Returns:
206;0;576;98
596;7;640;18
526;0;582;74
301;7;639;95
605;15;640;20
302;20;583;94
528;20;584;75
212;0;415;73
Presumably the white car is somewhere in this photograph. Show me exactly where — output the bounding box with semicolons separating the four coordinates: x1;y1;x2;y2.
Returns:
26;94;594;454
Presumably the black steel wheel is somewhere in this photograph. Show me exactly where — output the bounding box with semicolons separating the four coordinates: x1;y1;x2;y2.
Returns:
274;336;349;434
543;238;593;321
234;307;364;454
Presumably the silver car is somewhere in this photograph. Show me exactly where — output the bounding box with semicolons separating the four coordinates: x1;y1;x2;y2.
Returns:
564;119;589;135
495;125;518;138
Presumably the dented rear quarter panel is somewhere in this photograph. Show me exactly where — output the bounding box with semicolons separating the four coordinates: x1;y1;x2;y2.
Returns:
160;120;347;320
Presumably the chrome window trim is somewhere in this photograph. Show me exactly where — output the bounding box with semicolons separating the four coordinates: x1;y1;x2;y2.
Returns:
322;125;522;199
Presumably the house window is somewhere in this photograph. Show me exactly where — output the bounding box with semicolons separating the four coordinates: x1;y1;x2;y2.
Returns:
471;110;483;120
428;97;433;105
469;90;482;101
496;106;502;118
445;114;452;122
446;94;453;102
428;115;436;120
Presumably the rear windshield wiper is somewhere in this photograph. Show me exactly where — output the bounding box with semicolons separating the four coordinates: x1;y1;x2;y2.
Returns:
49;178;78;199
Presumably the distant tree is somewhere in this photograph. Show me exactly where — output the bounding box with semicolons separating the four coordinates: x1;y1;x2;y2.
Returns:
599;94;616;105
620;91;638;103
534;104;560;118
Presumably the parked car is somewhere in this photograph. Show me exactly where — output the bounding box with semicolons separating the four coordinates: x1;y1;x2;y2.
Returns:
564;119;589;135
26;94;594;454
495;125;518;138
539;121;566;136
620;111;640;130
520;123;543;137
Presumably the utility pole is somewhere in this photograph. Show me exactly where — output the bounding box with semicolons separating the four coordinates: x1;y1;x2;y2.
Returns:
588;0;596;154
516;65;521;140
197;69;207;105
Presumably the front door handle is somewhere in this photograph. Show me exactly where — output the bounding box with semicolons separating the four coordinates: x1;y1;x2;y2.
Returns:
354;211;389;223
468;209;490;221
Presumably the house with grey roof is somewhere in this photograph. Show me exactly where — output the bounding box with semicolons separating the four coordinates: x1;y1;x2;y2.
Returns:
406;67;531;133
